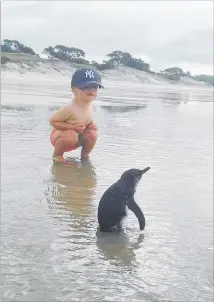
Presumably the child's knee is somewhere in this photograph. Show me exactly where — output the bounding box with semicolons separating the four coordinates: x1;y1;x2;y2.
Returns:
51;130;79;150
84;128;98;141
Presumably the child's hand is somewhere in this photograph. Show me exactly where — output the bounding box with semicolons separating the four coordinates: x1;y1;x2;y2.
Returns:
72;123;86;134
87;122;98;130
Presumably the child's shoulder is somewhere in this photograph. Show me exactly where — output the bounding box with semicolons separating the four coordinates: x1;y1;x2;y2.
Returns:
51;103;74;119
59;103;74;112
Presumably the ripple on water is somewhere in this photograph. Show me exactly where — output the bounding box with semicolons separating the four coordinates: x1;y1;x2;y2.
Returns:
1;79;213;301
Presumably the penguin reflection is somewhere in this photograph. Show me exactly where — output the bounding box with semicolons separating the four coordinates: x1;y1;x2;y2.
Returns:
48;160;97;227
96;230;144;268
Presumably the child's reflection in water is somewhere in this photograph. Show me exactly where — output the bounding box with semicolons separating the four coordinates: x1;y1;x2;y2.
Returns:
48;160;97;220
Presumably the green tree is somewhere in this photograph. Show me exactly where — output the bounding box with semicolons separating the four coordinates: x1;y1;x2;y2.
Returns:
42;45;89;64
42;46;56;58
106;50;150;71
91;60;112;70
106;50;126;66
1;39;36;55
160;67;185;80
161;67;185;76
193;74;214;86
126;57;150;71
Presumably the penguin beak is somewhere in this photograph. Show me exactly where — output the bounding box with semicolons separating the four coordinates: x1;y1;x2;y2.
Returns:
141;167;150;175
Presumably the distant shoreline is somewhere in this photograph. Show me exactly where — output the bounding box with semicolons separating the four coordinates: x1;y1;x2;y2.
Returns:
1;38;213;87
1;52;213;89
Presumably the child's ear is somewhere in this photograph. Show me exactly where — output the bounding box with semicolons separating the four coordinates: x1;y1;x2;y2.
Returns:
71;87;77;95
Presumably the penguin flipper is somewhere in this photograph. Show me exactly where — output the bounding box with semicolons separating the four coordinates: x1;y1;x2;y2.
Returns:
127;198;145;230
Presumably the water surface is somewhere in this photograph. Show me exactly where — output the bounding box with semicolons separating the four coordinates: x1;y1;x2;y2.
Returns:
1;75;213;301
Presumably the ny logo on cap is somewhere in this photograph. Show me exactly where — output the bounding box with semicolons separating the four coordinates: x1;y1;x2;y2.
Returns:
85;70;95;79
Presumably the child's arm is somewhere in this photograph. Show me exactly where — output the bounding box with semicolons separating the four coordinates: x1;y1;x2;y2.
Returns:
49;106;73;130
49;106;85;132
87;121;98;130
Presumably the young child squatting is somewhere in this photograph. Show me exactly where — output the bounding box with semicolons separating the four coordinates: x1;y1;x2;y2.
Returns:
49;68;104;163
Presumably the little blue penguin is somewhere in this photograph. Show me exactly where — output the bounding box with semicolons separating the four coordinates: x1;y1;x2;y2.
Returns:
98;167;150;232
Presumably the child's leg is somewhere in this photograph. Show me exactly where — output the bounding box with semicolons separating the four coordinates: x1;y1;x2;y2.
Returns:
50;129;79;162
79;128;98;159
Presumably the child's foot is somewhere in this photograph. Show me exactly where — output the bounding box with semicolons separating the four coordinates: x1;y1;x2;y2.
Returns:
81;153;90;160
52;156;67;163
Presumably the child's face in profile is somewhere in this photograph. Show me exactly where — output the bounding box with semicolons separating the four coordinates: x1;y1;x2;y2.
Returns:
72;84;99;102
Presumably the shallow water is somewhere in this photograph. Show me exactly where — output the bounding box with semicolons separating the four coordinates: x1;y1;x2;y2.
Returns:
1;74;213;301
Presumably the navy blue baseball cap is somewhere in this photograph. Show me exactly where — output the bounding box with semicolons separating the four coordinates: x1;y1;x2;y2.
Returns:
71;68;104;89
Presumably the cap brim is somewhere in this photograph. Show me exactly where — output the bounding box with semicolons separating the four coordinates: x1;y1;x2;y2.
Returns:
75;81;104;89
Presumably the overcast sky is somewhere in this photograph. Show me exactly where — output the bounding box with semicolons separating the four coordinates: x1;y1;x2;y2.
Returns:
2;1;213;74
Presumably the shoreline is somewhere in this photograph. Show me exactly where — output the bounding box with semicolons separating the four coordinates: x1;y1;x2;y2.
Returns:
1;55;212;89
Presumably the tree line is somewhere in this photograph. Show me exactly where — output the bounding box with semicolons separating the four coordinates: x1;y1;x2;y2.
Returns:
1;39;213;85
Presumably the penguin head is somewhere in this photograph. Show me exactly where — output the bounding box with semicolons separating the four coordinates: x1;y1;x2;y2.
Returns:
120;167;150;189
